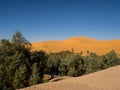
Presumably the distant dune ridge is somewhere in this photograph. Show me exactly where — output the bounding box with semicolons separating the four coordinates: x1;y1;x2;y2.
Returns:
32;36;120;55
20;65;120;90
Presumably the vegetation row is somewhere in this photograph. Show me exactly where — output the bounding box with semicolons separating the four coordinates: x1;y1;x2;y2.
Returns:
0;32;120;89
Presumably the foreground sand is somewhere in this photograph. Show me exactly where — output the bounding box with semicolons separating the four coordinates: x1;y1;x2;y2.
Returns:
32;36;120;55
20;65;120;90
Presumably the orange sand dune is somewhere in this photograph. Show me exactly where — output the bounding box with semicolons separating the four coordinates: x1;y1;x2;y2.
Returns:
32;36;120;55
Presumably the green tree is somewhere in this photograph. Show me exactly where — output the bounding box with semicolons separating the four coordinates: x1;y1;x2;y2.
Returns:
12;31;31;48
29;63;39;85
102;50;120;67
12;65;27;89
67;54;84;77
31;50;47;80
0;31;31;89
0;39;15;89
47;53;60;78
59;59;68;76
84;52;98;74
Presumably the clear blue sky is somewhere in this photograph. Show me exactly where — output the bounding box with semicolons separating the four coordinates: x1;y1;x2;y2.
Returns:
0;0;120;42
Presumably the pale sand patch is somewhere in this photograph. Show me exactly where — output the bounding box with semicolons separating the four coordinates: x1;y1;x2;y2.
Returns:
20;65;120;90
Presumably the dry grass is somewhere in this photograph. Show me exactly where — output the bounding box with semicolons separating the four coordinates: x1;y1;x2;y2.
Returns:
20;65;120;90
31;36;120;55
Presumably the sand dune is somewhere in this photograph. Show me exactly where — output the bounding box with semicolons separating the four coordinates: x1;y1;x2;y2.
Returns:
32;36;120;55
20;65;120;90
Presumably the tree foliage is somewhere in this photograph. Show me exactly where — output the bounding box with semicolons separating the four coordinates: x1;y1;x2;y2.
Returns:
47;53;60;78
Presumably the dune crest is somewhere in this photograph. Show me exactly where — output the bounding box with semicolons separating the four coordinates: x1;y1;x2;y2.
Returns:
32;36;120;55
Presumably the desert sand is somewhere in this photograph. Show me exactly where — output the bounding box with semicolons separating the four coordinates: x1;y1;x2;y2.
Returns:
20;65;120;90
32;36;120;55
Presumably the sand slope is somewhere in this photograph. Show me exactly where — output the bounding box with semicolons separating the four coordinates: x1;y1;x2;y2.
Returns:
20;65;120;90
32;36;120;55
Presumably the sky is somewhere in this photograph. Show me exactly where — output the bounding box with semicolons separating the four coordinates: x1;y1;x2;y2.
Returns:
0;0;120;42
